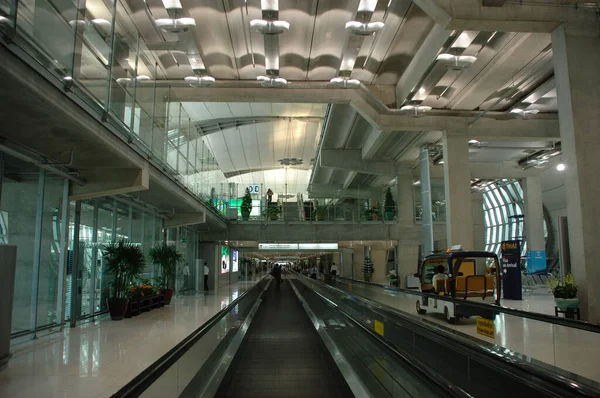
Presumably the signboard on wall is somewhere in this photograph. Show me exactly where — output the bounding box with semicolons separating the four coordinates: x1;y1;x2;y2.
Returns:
527;250;547;274
232;250;239;272
220;246;230;274
248;184;260;194
501;240;521;300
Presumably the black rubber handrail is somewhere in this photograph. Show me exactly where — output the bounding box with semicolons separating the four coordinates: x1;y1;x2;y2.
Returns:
335;275;600;334
111;276;269;397
311;274;600;396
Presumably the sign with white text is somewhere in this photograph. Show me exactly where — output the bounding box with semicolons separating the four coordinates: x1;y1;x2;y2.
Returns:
248;184;260;194
501;240;521;300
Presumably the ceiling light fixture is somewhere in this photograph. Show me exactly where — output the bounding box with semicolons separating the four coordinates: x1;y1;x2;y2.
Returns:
329;77;360;88
468;139;480;145
116;77;132;85
556;163;566;171
345;21;384;36
510;108;539;119
155;17;196;33
257;75;288;88
250;19;290;35
400;105;432;117
184;75;216;87
436;53;477;70
91;18;111;27
136;75;151;81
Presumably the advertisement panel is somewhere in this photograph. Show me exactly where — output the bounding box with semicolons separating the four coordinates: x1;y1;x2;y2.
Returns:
220;246;230;274
527;250;547;274
232;250;239;272
501;240;521;300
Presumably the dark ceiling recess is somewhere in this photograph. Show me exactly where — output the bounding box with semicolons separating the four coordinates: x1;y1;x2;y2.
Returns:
482;0;507;6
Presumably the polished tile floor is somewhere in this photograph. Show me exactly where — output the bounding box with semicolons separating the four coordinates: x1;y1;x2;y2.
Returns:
333;280;600;384
0;278;261;398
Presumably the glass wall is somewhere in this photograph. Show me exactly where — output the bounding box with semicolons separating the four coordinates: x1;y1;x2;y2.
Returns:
1;0;228;212
1;154;69;335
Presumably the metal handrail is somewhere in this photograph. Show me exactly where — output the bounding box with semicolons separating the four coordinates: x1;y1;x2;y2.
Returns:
111;275;269;397
308;274;600;396
335;275;600;334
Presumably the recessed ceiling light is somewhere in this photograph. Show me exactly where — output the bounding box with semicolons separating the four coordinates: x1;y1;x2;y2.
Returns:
136;75;151;81
155;17;196;33
418;87;426;95
250;19;290;35
329;77;360;88
436;54;477;70
556;163;566;171
468;139;480;145
345;21;384;36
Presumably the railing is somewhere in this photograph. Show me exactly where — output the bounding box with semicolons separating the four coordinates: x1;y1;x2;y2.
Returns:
333;275;600;384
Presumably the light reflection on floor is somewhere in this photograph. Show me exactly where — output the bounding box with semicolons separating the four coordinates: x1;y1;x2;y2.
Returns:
0;277;261;398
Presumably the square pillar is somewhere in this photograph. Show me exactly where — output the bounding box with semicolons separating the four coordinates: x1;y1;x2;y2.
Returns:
442;133;474;249
472;192;485;251
552;24;600;322
523;176;545;252
396;173;414;226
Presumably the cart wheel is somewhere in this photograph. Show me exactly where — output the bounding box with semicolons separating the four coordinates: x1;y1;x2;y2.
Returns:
444;306;457;324
416;300;427;315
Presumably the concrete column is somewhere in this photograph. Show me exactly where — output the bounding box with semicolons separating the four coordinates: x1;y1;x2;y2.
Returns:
472;192;485;251
419;147;434;255
523;176;545;252
442;133;474;249
552;24;600;322
397;244;419;289
396;173;414;226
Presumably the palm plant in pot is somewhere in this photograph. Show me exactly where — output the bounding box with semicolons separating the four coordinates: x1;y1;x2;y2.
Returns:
383;187;395;221
148;243;184;305
103;240;146;320
547;273;578;310
263;207;281;221
240;188;253;220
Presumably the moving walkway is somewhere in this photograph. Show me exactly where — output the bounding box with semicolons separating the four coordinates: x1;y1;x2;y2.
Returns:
112;273;600;398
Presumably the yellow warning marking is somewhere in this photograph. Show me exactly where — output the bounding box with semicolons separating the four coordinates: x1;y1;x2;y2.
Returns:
476;317;495;339
374;319;384;337
312;284;315;289
348;284;353;292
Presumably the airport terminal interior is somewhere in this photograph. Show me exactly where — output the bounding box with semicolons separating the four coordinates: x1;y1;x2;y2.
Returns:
0;0;599;397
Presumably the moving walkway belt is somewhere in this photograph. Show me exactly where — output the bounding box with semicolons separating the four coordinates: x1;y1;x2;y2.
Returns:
214;280;354;398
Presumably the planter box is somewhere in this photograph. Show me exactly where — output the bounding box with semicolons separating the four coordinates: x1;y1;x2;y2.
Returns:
125;294;165;318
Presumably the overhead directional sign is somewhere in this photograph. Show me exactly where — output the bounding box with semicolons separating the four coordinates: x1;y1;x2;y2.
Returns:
258;243;299;250
258;243;339;250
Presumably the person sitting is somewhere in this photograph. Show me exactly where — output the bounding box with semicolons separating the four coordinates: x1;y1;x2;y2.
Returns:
432;265;448;294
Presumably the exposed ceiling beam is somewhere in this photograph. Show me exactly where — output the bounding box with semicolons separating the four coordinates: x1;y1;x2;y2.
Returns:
395;23;452;106
194;116;321;136
412;0;599;33
320;149;412;176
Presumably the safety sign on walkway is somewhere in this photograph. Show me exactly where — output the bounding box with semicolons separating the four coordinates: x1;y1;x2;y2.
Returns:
476;317;495;339
374;319;384;337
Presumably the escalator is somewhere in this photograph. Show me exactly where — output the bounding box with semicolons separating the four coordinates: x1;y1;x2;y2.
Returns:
214;280;353;398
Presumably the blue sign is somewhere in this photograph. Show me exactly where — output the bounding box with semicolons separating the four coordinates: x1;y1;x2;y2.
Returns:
248;184;260;194
527;250;547;275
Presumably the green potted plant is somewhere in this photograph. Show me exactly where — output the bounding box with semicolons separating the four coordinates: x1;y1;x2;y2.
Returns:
547;273;579;310
240;188;253;220
148;243;184;305
103;240;146;320
313;206;327;221
384;187;395;221
263;207;281;221
363;206;381;221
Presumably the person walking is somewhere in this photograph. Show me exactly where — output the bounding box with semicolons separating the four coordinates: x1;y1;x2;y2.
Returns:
204;262;210;292
182;263;191;292
330;262;338;284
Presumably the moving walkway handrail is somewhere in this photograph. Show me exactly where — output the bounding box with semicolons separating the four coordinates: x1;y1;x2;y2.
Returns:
335;275;600;334
308;274;600;396
294;276;471;398
111;275;269;398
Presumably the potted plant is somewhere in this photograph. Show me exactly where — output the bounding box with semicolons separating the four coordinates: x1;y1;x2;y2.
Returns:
363;206;381;221
313;206;327;221
263;207;281;221
103;240;146;320
547;273;579;310
148;243;184;305
240;188;253;220
384;187;395;221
